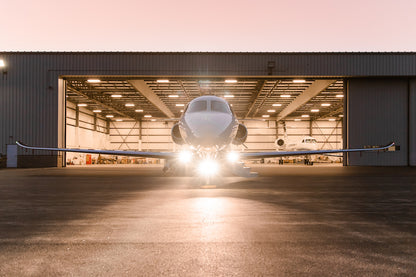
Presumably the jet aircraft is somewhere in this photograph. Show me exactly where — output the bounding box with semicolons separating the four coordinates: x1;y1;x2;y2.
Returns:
17;95;394;184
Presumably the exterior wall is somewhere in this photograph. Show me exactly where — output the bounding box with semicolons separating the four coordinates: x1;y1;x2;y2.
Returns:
0;52;415;167
346;79;408;166
410;79;416;166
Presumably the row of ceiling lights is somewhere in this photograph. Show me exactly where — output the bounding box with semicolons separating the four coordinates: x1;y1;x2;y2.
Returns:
83;78;343;120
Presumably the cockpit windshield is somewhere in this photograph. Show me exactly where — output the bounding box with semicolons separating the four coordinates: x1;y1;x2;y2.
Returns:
187;100;207;113
303;138;317;143
211;100;230;113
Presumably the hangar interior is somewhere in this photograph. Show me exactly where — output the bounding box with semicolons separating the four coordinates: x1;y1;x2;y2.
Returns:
64;77;344;165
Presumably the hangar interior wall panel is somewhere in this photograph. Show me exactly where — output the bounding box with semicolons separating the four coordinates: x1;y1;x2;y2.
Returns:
410;79;416;166
66;105;343;157
347;79;408;166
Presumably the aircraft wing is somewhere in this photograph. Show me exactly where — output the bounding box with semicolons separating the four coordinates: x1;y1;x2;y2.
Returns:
16;141;176;159
240;142;395;159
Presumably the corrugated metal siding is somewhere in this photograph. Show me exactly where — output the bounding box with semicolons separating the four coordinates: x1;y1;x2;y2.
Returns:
410;79;416;166
1;52;416;162
347;79;408;166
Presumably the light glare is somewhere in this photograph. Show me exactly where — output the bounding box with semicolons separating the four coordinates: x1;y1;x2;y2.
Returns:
178;150;193;163
198;159;219;176
227;152;239;163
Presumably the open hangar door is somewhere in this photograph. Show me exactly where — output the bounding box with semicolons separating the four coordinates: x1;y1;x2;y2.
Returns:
64;77;345;166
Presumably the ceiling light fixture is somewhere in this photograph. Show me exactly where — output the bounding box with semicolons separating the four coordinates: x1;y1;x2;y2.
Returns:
281;94;291;98
168;95;179;98
311;109;319;112
157;79;169;83
135;109;143;113
301;114;310;118
321;103;331;107
87;79;101;83
106;115;114;118
339;115;344;117
116;119;123;122
336;94;344;98
176;104;185;107
272;103;282;107
77;103;87;107
144;115;152;118
225;79;237;83
93;110;102;113
262;115;270;118
125;103;135;107
267;109;276;113
294;118;301;121
111;94;122;98
329;118;336;121
224;95;234;98
293;79;306;83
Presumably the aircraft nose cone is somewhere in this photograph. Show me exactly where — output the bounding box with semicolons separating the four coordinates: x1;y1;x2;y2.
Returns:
185;113;232;145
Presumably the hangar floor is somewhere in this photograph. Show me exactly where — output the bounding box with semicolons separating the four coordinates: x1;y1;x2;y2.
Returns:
0;166;415;276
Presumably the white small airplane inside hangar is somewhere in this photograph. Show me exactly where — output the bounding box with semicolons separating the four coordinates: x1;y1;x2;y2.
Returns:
17;95;394;185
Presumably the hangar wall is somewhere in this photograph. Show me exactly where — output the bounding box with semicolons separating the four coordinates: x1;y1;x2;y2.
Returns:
410;80;416;166
346;79;409;166
1;52;416;167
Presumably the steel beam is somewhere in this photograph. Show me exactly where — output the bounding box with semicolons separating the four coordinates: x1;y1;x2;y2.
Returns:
276;80;336;121
129;80;175;118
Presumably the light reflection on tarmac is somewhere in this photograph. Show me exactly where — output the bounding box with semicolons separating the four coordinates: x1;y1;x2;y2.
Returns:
0;165;415;276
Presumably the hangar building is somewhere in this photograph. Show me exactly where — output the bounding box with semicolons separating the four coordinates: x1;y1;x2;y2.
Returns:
0;52;415;167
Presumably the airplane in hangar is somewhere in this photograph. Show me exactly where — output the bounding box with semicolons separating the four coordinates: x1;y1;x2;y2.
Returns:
17;95;394;185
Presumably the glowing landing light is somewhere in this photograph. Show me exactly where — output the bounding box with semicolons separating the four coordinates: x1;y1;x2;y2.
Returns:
198;159;219;176
179;150;193;163
227;152;239;163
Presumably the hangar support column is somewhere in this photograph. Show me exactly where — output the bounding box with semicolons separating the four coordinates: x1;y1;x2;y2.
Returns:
346;79;408;166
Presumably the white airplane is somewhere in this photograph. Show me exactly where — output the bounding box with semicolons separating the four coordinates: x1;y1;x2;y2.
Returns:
275;135;318;165
17;95;394;184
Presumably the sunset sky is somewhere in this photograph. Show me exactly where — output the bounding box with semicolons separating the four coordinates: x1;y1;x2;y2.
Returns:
1;0;416;52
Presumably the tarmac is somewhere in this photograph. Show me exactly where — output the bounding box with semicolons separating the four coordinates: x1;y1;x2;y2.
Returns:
0;165;415;276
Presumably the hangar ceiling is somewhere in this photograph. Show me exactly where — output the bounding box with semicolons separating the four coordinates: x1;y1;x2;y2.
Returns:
65;78;344;121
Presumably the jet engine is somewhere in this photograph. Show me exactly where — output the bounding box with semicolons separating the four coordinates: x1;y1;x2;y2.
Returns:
275;138;285;148
171;124;185;145
232;124;248;145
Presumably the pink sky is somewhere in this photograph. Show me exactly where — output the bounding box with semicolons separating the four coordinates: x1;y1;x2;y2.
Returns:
1;0;416;51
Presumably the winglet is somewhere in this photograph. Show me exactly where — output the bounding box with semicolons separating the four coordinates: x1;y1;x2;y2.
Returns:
16;141;27;148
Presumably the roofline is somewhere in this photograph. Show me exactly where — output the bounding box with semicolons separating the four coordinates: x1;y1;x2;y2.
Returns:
1;51;416;55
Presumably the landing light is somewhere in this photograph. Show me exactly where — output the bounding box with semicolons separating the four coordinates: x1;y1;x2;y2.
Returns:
179;150;193;163
197;159;219;176
227;152;239;163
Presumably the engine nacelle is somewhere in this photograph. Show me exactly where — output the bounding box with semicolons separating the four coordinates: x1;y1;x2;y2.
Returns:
232;124;248;145
171;124;185;145
275;138;285;147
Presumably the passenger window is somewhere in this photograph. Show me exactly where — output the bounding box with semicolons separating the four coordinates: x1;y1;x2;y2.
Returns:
187;101;207;113
211;100;230;113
